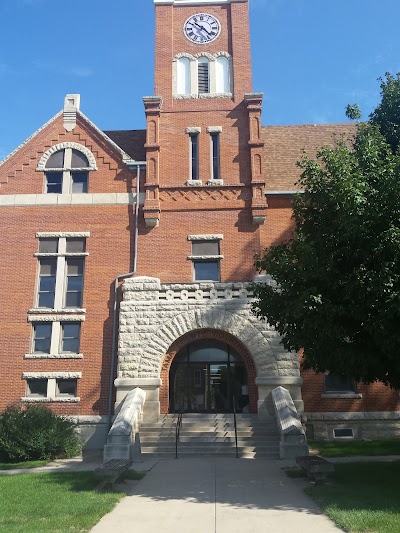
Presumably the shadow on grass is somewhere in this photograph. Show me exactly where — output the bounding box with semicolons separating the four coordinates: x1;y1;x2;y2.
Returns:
306;462;400;532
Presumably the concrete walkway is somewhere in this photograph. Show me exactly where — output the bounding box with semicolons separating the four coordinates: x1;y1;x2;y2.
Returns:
91;457;341;533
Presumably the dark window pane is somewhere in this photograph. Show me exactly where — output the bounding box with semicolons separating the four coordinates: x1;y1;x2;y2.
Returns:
65;260;83;306
38;259;56;308
194;260;219;281
325;374;356;392
190;135;198;181
61;323;80;353
67;258;84;276
67;276;83;291
40;259;57;276
192;240;219;256
46;173;62;193
39;276;56;292
39;238;58;253
71;173;88;193
33;322;52;353
27;379;47;397
45;150;64;168
65;292;82;308
56;379;77;397
66;238;86;253
71;149;89;168
211;133;220;180
38;292;55;308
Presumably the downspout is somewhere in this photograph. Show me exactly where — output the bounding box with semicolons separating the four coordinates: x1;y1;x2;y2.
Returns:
107;161;146;430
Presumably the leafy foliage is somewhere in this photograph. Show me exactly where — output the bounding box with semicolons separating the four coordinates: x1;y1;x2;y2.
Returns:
345;103;362;121
252;91;400;387
370;72;400;152
0;405;81;462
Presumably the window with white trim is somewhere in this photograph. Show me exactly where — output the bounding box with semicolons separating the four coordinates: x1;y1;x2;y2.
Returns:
324;374;357;393
173;53;231;98
189;237;223;281
29;321;82;357
56;379;77;398
215;56;230;93
36;236;87;310
24;374;80;401
177;57;191;95
44;148;91;193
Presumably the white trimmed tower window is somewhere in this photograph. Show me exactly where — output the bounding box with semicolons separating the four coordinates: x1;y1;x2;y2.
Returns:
173;53;231;98
177;57;191;95
215;56;230;93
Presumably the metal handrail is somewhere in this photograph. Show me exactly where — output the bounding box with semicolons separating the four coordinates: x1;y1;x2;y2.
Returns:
175;397;184;459
232;394;239;458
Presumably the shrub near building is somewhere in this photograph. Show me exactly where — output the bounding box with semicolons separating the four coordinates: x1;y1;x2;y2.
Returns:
0;405;80;462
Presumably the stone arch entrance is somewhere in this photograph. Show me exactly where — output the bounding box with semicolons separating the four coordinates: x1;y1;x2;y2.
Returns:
160;329;257;414
115;277;304;421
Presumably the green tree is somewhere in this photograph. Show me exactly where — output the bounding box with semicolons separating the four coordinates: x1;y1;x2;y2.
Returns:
370;72;400;152
252;77;400;388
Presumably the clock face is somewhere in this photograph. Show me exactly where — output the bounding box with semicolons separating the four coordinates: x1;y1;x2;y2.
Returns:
183;13;221;44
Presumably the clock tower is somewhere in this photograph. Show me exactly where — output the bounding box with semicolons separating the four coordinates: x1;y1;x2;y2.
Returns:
142;0;267;234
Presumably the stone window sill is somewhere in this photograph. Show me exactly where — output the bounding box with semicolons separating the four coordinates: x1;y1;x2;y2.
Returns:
24;353;83;359
21;397;80;403
321;393;362;399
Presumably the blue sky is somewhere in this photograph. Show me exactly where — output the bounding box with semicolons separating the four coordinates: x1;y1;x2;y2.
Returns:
1;0;399;161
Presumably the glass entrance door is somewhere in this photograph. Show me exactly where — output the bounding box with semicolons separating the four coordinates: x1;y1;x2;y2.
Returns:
169;340;249;413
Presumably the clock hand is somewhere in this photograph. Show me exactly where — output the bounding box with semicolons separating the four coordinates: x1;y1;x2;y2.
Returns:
193;21;212;36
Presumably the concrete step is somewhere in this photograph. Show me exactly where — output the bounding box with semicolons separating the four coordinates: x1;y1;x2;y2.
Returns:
139;414;279;458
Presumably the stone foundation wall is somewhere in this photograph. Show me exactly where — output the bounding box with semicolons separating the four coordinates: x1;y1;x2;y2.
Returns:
306;411;400;440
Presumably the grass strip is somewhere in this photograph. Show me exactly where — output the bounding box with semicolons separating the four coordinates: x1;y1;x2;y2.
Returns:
0;471;126;533
306;462;400;532
309;438;400;457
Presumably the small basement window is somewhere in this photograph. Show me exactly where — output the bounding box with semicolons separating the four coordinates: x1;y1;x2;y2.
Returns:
333;428;354;439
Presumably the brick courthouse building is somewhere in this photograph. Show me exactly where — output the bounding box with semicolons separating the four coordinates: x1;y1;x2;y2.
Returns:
0;0;399;449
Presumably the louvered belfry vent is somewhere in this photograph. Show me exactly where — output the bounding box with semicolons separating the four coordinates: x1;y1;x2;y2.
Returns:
198;62;209;94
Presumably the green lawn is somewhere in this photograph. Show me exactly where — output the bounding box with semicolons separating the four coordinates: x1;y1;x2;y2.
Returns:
309;438;400;457
306;462;400;532
0;471;126;533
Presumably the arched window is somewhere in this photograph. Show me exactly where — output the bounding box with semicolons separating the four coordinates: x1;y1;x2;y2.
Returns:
197;57;209;94
176;57;191;95
44;147;93;194
215;56;230;93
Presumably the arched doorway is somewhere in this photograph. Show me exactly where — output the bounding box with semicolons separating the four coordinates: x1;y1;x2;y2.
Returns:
169;339;249;413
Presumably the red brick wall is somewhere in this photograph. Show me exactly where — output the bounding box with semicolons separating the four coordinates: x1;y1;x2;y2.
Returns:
302;369;400;413
0;204;134;414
